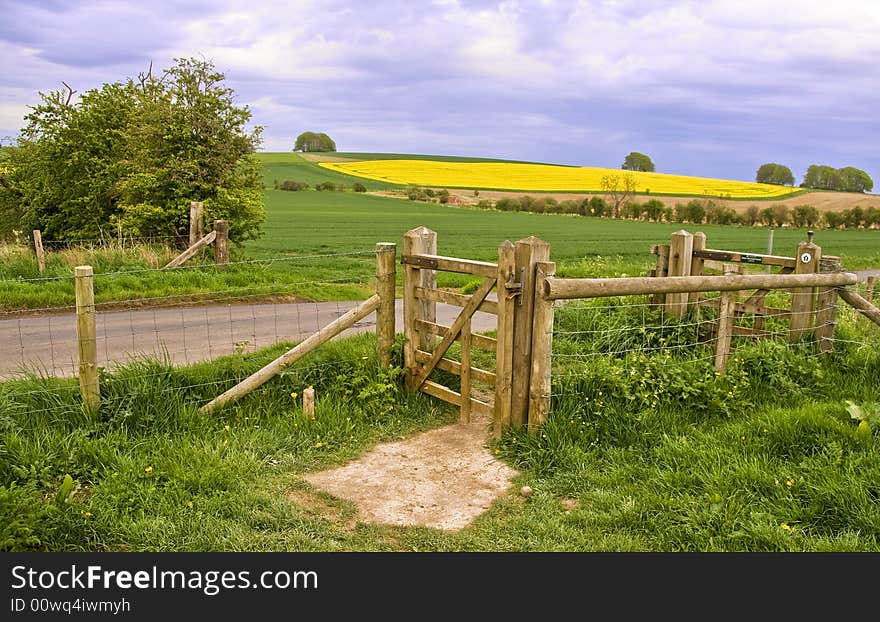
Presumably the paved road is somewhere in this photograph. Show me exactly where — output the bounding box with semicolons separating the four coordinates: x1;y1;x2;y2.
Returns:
0;299;497;380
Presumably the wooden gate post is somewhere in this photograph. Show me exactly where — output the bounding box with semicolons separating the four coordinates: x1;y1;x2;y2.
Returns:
649;243;670;306
376;242;396;369
75;266;100;411
790;238;821;340
666;230;694;318
214;220;229;266
714;272;737;373
688;232;706;305
189;201;204;247
510;236;550;428
814;286;838;354
528;260;556;432
33;230;45;273
494;240;515;437
402;227;437;390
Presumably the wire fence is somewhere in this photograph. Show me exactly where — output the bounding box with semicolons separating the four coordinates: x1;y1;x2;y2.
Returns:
0;249;388;418
548;279;879;403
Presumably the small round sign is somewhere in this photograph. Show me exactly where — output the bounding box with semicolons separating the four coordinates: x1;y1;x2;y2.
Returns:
800;252;812;264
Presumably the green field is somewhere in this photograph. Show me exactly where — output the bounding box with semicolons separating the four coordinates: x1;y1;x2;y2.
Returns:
1;153;877;311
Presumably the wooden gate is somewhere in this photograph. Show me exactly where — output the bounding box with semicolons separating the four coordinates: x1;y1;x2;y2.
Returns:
401;227;548;437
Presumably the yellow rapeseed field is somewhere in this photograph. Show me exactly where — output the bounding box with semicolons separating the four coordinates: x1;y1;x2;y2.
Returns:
318;159;796;199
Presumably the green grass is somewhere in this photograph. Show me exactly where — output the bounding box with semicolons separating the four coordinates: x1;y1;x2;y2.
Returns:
2;315;878;551
1;154;877;311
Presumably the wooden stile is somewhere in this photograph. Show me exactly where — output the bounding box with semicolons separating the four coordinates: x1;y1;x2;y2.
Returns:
74;265;100;411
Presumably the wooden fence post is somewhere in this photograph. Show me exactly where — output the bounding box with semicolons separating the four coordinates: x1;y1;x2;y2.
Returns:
75;266;100;411
494;240;516;437
402;227;437;390
302;387;315;419
189;201;204;247
649;244;670;306
790;238;821;340
510;236;550;428
714;272;737;373
866;276;876;303
688;232;706;305
666;230;694;318
814;287;838;354
214;220;229;266
528;260;556;432
33;230;45;273
375;242;396;369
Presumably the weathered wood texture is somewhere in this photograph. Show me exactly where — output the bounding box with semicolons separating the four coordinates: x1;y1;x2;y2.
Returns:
75;266;100;411
511;236;550;428
163;230;216;269
814;287;838;354
544;271;858;300
302;387;315;419
789;241;820;340
837;287;880;327
528;261;556;431
403;227;436;389
200;294;381;413
375;242;396;368
666;230;694;317
213;220;229;266
33;230;45;273
494;240;515;437
189;201;204;247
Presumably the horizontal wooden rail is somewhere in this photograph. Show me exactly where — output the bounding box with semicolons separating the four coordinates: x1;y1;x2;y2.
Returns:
693;248;796;268
415;319;497;351
200;294;381;413
421;380;493;418
414;350;496;385
402;253;497;277
837;287;880;327
164;230;216;269
544;272;859;300
414;287;499;315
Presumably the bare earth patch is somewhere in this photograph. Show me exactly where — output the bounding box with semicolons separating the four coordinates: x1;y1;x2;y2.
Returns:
301;413;519;531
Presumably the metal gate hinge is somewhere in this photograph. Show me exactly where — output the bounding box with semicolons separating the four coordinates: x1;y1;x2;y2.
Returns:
504;268;524;305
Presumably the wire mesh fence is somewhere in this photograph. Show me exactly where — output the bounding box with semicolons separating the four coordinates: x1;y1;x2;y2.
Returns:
0;248;390;418
547;278;880;408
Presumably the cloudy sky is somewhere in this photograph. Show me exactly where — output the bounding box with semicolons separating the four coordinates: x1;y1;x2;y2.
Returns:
1;0;878;184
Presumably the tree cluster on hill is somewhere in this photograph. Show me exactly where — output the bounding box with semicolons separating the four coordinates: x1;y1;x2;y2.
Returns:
293;132;337;152
622;151;655;172
801;165;873;193
0;58;264;243
755;163;795;186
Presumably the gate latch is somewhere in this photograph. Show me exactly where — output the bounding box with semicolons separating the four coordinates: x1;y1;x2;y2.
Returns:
504;268;524;305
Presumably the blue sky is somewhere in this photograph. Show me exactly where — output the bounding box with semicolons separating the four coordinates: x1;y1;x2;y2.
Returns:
1;0;878;185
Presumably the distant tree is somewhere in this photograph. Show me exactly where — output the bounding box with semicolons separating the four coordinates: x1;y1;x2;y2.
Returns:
601;173;638;217
791;205;819;228
622;151;655;172
0;57;264;242
755;163;794;186
801;164;872;192
744;205;761;226
837;167;874;193
294;131;337;152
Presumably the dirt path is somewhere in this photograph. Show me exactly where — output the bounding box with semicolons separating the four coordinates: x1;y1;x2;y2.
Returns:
302;412;518;531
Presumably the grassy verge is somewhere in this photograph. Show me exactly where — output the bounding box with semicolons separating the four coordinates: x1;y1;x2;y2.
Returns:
2;308;878;551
